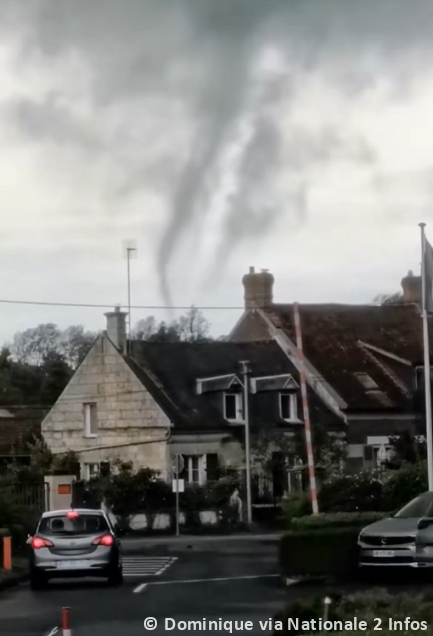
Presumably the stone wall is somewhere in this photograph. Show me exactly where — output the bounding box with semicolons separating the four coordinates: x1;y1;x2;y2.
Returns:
41;335;170;477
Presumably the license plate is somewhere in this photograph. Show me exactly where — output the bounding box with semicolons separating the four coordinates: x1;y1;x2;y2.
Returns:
373;550;395;557
57;560;88;569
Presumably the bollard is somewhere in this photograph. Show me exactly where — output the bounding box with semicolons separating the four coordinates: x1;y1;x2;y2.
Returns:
3;537;11;571
323;597;332;622
62;607;71;636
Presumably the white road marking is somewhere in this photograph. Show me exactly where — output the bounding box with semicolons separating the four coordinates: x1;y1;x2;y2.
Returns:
123;556;177;577
133;583;148;594
139;574;280;588
45;628;58;636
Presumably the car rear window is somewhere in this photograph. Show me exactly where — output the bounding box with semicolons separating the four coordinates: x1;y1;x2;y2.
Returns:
38;513;109;536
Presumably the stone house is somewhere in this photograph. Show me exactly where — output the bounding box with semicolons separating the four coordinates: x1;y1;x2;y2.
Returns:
42;308;325;491
229;267;431;470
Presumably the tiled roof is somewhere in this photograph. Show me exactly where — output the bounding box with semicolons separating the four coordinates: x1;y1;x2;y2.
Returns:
261;303;426;411
126;340;305;431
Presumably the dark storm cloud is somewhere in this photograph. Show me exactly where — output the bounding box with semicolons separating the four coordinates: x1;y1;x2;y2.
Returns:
1;0;433;303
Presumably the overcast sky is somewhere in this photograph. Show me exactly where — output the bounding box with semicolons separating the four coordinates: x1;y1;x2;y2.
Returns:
0;0;432;342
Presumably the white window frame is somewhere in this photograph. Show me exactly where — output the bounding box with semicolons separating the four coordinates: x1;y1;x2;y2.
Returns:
83;403;98;438
184;455;206;485
83;463;100;480
224;392;243;422
373;445;393;465
279;392;298;422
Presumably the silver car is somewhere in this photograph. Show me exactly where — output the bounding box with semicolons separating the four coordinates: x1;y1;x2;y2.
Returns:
358;491;433;569
28;509;123;590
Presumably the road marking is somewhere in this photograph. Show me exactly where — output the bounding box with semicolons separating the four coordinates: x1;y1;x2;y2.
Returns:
133;583;148;593
123;556;177;577
45;628;58;636
148;574;280;585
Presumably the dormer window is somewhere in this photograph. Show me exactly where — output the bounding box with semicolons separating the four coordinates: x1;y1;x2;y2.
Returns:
224;392;243;422
279;393;298;422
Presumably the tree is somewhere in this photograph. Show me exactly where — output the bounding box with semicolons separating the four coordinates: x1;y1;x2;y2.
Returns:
10;323;97;369
134;306;212;343
59;325;97;369
373;292;403;305
175;306;211;342
12;323;60;365
39;352;73;405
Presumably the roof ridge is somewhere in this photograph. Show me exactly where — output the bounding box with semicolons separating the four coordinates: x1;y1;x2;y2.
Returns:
125;355;185;418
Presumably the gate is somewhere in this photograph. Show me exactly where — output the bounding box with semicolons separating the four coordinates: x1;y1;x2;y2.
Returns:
250;472;282;529
0;481;49;526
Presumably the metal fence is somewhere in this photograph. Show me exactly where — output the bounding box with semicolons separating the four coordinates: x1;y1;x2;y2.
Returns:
0;482;49;525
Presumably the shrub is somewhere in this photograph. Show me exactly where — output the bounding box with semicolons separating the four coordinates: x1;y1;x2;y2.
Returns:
274;594;342;632
274;589;433;634
290;511;387;531
282;492;312;526
279;527;360;578
383;462;427;511
318;470;384;512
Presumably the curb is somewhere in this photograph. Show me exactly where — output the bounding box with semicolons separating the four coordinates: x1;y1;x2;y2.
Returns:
0;571;29;592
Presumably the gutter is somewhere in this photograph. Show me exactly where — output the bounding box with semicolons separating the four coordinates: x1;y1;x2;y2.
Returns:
53;429;171;455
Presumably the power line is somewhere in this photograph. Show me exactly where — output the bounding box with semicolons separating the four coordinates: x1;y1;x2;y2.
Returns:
0;298;244;310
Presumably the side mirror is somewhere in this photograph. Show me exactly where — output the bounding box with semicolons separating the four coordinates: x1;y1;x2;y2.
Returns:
418;518;433;530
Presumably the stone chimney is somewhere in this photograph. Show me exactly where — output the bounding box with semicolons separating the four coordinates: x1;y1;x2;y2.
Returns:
104;306;128;353
242;266;274;309
401;270;422;304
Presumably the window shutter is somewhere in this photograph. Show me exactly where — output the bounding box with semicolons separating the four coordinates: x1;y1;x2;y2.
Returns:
179;458;188;481
100;462;110;477
363;445;373;461
206;453;219;481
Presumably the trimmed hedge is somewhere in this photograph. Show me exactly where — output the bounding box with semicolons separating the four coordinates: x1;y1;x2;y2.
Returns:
280;527;360;578
290;511;387;531
274;589;433;634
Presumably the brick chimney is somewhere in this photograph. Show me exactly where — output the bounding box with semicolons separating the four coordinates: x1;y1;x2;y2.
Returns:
242;266;274;309
104;306;128;353
401;270;422;304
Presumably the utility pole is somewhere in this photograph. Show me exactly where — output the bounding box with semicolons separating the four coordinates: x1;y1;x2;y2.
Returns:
125;243;137;354
240;360;252;525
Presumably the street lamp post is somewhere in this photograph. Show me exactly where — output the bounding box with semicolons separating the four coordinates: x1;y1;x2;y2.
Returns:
240;361;252;525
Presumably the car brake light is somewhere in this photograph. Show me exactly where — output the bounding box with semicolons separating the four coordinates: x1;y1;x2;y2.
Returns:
67;511;79;518
32;537;54;549
92;534;114;546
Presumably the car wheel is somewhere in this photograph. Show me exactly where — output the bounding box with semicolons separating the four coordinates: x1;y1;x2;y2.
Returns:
107;565;123;587
30;572;48;591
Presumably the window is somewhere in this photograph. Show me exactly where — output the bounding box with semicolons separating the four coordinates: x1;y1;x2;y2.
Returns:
354;372;378;390
100;461;110;477
84;463;100;480
180;455;205;484
279;393;298;421
38;512;109;536
224;392;243;421
83;403;98;437
364;445;392;466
